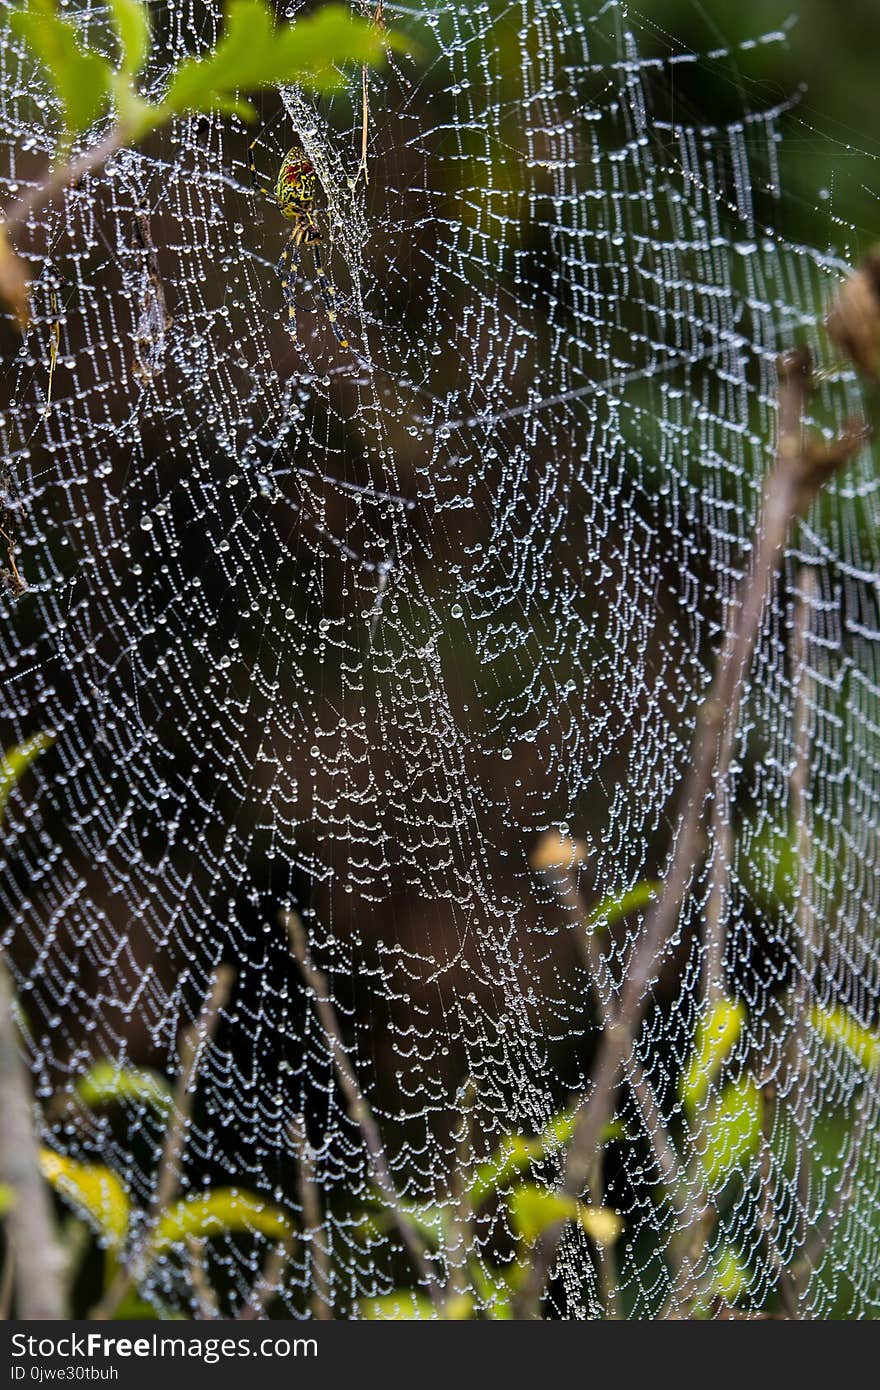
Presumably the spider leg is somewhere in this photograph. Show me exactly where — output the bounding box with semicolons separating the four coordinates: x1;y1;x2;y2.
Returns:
277;229;303;340
309;236;351;350
247;139;279;206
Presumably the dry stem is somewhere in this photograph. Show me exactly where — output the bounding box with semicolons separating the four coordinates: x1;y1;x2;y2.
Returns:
91;964;234;1319
0;957;66;1318
513;350;867;1317
283;909;440;1307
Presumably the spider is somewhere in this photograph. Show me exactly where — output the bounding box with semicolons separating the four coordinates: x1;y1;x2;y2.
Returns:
248;134;350;350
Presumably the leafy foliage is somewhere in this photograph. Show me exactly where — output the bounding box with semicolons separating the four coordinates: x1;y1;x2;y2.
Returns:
148;1190;291;1258
10;0;112;139
163;2;407;123
585;879;663;935
10;0;397;141
75;1061;173;1115
680;997;746;1114
507;1183;622;1247
696;1076;763;1194
811;1003;880;1072
2;0;403;326
0;732;55;821
39;1150;130;1250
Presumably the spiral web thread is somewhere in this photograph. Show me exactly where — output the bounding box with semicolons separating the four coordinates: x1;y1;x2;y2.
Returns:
1;0;878;1318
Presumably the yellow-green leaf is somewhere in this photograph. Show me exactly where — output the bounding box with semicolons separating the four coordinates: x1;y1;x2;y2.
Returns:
10;0;112;136
467;1109;625;1208
39;1150;130;1249
149;1189;291;1257
361;1290;436;1319
811;1003;880;1071
0;732;55;823
585;880;663;936
0;1183;16;1216
467;1108;577;1206
712;1244;749;1302
0;225;31;331
76;1060;173;1115
107;0;150;77
163;2;404;117
680;997;746;1113
696;1077;762;1194
507;1183;622;1247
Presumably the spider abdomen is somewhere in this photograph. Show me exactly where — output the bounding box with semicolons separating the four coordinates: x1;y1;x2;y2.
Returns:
275;147;317;219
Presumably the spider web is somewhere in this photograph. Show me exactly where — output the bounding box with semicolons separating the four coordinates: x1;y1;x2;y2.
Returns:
1;0;879;1319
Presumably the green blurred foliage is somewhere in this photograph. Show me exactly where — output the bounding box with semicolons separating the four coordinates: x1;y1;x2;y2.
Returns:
633;0;879;251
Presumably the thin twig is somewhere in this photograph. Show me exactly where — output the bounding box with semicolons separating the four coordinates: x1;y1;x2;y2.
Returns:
704;799;733;1005
2;130;124;233
283;910;441;1307
91;964;234;1320
44;291;60;416
290;1115;332;1320
446;1078;476;1308
513;351;868;1317
356;2;384;187
788;567;818;1306
238;1235;295;1320
187;1236;221;1320
533;844;706;1300
0;957;66;1318
153;965;235;1220
0;1234;14;1320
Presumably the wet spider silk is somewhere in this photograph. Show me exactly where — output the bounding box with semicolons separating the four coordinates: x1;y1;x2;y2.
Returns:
1;1;879;1318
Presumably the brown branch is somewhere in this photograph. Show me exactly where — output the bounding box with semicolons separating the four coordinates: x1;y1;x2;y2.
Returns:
0;1233;14;1320
283;910;441;1307
0;957;66;1318
290;1115;332;1320
91;964;235;1320
187;1236;221;1320
788;566;818;1306
2;130;124;235
531;839;704;1306
513;350;868;1317
703;786;733;1005
153;965;235;1220
238;1234;295;1321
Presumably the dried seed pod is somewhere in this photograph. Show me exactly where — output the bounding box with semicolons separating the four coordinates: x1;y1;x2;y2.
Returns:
529;830;591;873
826;245;880;381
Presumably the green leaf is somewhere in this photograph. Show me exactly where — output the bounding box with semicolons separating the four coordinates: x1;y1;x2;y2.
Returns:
470;1265;513;1319
467;1109;624;1208
811;1003;880;1072
680;996;746;1114
355;1198;444;1248
75;1060;173;1115
107;0;150;77
0;1183;16;1217
696;1076;762;1194
149;1189;291;1257
740;818;798;914
712;1244;749;1302
361;1290;436;1319
10;1;112;136
507;1183;622;1247
0;732;55;823
585;880;663;935
163;2;402;118
113;1292;185;1320
467;1108;578;1206
39;1150;130;1249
